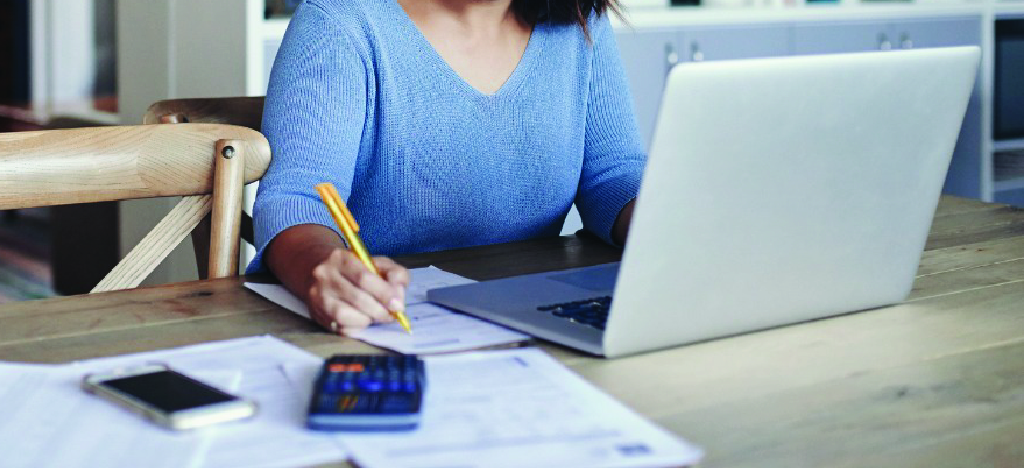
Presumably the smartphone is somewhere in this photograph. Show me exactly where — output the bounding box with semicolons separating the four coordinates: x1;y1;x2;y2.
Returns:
82;364;257;430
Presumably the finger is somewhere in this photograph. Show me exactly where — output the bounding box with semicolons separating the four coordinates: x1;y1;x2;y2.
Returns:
316;252;392;323
307;284;332;331
332;275;393;323
324;296;373;331
373;258;409;307
308;284;346;334
374;258;411;287
342;263;403;315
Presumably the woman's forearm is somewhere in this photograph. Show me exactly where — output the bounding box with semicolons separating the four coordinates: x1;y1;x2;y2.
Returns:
611;199;636;246
265;224;346;301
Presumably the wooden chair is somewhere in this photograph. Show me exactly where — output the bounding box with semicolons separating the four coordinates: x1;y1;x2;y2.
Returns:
0;123;271;292
144;97;266;279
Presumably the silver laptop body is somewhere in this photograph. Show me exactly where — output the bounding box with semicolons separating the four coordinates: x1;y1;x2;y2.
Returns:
428;47;980;358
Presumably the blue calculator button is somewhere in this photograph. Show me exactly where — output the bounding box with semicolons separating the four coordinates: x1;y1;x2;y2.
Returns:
309;354;426;431
324;376;339;392
318;394;338;411
360;380;384;392
379;394;414;413
347;394;377;412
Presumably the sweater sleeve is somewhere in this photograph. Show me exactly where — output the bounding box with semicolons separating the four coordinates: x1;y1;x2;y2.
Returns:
247;3;368;273
575;15;647;246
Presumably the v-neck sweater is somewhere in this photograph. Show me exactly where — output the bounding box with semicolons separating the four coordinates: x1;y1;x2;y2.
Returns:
249;0;646;273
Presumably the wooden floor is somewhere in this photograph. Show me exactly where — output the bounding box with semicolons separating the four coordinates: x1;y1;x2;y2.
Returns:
0;210;54;303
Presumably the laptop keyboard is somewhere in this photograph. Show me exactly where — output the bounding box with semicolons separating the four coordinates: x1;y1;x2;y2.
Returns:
537;296;612;331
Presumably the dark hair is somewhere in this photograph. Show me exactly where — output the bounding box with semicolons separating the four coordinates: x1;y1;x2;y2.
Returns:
511;0;623;39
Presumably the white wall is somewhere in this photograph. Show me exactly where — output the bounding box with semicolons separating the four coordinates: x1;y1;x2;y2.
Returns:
117;0;194;286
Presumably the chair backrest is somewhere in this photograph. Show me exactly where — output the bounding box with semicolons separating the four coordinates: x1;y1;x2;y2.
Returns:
144;97;266;279
0;123;271;292
145;97;265;130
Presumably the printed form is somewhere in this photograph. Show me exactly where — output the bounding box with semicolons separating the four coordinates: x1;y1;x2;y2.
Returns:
284;348;704;468
0;336;348;468
246;266;530;354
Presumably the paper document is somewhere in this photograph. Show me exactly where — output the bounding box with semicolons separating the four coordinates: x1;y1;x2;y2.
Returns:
0;363;231;468
402;265;477;304
348;302;530;354
246;266;530;354
284;348;704;468
0;336;348;468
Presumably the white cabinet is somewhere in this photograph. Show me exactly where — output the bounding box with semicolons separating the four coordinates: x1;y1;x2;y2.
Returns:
791;21;892;54
616;29;678;148
617;15;985;200
680;24;790;62
616;24;790;149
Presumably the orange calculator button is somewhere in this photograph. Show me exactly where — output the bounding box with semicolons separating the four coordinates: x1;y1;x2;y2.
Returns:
329;363;366;373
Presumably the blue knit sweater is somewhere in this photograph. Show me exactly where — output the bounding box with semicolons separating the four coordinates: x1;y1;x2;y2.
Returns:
249;0;646;273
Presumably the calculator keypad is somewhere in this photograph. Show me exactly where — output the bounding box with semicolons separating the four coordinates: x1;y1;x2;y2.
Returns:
311;355;425;417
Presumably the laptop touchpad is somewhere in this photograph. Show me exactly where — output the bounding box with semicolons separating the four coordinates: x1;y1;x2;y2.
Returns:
546;264;620;291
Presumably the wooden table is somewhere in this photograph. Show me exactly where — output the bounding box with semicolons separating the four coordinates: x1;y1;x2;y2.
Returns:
2;196;1023;467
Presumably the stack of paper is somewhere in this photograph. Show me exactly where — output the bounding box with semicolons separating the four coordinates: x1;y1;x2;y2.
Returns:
0;336;347;468
246;266;531;354
284;348;704;468
2;265;702;468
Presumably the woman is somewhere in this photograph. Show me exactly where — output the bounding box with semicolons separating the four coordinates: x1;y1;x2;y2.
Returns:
251;0;644;335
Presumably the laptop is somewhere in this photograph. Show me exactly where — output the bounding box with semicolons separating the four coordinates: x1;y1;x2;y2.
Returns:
428;47;981;358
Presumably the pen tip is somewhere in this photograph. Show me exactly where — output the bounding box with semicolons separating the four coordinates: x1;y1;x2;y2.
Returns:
396;314;413;334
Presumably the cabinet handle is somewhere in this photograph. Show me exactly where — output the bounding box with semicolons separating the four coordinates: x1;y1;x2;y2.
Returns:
690;42;704;62
665;42;679;72
900;33;913;49
878;33;892;51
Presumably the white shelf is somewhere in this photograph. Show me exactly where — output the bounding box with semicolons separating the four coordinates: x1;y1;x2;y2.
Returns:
994;177;1024;191
262;18;290;39
993;4;1024;15
619;2;987;27
992;138;1024;151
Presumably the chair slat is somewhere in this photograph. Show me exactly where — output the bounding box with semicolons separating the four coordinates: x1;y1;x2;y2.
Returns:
91;195;212;293
144;97;265;131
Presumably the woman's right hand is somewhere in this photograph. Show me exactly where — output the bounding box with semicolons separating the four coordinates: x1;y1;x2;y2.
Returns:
306;249;410;335
265;224;410;336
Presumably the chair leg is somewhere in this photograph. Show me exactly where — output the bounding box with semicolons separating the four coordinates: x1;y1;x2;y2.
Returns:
208;139;245;279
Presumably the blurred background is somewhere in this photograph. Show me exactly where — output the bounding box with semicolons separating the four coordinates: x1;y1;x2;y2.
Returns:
0;0;1021;303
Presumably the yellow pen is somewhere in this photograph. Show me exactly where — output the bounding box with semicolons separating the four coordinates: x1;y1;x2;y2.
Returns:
315;182;413;334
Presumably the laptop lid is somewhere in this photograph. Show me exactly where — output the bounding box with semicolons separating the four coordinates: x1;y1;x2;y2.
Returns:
603;47;980;357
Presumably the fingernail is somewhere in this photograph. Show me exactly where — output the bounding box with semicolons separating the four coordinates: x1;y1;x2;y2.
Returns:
388;298;404;312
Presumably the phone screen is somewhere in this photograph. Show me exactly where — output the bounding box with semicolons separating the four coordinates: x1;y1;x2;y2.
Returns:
100;370;237;412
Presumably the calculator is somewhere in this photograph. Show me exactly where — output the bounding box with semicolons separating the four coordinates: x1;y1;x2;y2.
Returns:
306;354;426;431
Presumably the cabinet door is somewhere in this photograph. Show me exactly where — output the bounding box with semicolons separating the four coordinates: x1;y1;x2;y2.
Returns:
893;16;983;198
891;16;981;49
791;21;891;55
614;29;679;150
679;24;791;62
